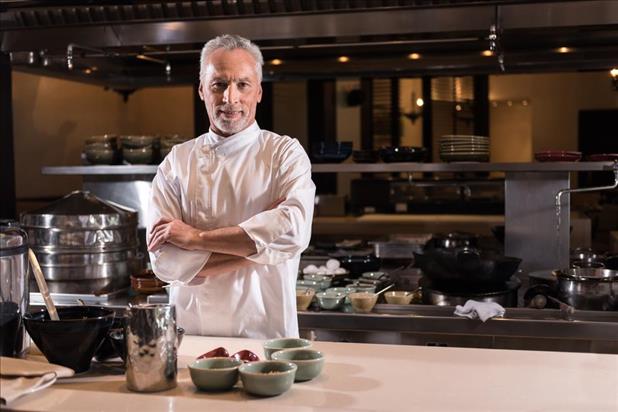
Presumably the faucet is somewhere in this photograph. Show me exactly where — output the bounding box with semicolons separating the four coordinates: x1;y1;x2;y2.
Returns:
556;162;618;207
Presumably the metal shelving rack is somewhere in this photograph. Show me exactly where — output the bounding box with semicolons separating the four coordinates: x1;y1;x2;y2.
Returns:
43;161;617;271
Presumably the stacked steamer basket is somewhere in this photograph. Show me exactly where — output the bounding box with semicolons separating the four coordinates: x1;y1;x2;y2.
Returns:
20;191;140;288
440;135;490;162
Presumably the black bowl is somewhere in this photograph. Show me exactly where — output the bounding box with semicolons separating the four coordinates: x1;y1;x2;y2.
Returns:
352;150;379;163
413;248;522;286
379;146;427;163
94;315;126;361
24;306;115;373
311;142;353;163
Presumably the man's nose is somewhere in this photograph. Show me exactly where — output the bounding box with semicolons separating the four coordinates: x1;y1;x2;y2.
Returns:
223;84;238;104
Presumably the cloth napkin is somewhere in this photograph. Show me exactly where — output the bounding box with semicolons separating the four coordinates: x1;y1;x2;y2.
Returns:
0;357;74;406
454;300;506;322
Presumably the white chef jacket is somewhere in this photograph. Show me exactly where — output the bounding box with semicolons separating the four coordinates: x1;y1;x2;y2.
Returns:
147;121;315;339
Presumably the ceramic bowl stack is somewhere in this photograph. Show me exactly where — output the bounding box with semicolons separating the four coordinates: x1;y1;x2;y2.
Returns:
440;135;490;162
84;135;119;165
121;135;155;164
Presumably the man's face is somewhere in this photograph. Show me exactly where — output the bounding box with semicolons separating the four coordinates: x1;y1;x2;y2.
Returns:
198;48;262;137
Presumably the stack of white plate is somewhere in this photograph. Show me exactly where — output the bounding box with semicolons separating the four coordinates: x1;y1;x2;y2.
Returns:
440;135;490;162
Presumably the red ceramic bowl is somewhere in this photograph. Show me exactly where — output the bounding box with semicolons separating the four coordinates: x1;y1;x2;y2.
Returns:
130;269;167;294
534;150;582;162
587;153;618;162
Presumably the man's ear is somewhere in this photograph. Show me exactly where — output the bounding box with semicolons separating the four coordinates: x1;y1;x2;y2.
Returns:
198;81;205;101
257;84;262;103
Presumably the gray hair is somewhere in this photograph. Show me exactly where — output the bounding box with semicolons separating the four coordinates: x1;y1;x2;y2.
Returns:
199;34;264;82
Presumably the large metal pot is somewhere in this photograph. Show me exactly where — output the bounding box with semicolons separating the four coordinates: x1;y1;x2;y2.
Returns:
21;191;140;281
553;269;617;311
424;232;478;250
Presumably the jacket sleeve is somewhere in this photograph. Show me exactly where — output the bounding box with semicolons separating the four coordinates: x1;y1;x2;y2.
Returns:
238;139;315;265
147;154;211;285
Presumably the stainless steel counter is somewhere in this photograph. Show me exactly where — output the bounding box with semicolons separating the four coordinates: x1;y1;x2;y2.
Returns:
31;291;618;354
299;304;618;354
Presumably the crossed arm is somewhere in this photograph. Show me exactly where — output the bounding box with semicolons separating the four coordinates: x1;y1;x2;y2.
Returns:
147;198;284;277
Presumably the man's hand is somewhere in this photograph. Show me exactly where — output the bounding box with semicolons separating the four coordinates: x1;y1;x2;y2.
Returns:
148;218;201;252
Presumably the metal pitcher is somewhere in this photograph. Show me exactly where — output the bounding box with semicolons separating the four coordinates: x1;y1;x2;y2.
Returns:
125;304;177;392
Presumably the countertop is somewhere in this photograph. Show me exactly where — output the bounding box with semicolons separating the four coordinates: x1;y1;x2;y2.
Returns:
4;336;617;412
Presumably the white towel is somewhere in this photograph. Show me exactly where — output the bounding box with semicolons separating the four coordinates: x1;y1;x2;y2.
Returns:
1;373;57;405
0;357;74;406
454;300;506;322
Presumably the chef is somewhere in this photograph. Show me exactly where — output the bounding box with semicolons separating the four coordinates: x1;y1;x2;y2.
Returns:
146;34;315;339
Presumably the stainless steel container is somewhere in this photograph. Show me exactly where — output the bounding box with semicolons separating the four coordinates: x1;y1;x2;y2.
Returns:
20;191;140;281
125;304;177;392
554;269;617;311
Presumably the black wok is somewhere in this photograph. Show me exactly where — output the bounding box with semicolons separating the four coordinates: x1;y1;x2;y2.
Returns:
413;248;522;285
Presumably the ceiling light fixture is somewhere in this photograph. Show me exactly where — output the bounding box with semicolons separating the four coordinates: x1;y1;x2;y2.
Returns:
611;68;618;91
556;46;572;53
408;53;421;60
338;56;350;63
481;50;493;57
271;59;283;65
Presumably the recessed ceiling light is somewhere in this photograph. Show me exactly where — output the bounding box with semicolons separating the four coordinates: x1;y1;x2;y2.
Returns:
270;59;283;66
557;46;572;53
408;53;421;60
481;50;493;57
83;68;92;74
338;56;350;63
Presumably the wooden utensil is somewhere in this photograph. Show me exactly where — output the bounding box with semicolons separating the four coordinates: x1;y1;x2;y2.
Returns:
28;248;59;321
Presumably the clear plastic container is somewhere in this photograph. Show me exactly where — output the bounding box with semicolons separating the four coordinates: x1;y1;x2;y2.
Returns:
0;219;29;357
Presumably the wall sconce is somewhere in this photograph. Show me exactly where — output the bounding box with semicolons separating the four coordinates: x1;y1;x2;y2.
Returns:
402;92;424;124
611;68;618;91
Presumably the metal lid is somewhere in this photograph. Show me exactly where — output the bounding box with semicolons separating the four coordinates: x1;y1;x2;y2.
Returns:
0;219;28;257
20;191;137;229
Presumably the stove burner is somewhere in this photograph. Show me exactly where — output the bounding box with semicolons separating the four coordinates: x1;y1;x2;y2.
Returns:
420;276;521;307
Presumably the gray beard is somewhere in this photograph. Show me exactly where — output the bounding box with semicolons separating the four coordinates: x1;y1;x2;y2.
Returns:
213;116;249;136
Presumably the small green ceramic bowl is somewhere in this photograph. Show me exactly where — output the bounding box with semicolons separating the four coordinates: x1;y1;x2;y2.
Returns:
263;337;312;360
271;349;324;382
239;360;297;396
188;357;242;392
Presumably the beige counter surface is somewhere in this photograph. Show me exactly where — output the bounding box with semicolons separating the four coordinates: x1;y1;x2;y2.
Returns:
5;336;618;412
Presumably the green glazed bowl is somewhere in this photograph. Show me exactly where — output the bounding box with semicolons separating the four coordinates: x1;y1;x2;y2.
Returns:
188;357;242;392
263;337;312;360
239;360;297;396
271;349;324;382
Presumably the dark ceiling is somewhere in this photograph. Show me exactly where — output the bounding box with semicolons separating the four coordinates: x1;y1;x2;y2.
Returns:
1;0;617;88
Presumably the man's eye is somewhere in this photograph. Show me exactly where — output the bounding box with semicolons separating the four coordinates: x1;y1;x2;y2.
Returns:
238;82;249;89
212;82;227;90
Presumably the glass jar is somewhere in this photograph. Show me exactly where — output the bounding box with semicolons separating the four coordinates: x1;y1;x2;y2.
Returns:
0;219;29;357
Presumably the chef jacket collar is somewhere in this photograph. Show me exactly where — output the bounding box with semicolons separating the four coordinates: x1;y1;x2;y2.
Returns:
201;121;260;156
